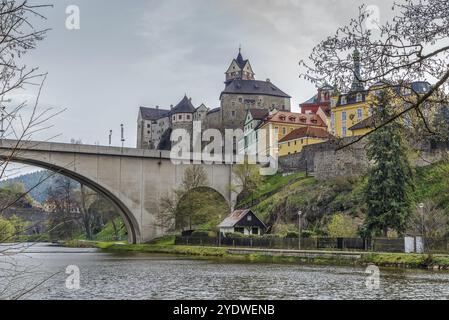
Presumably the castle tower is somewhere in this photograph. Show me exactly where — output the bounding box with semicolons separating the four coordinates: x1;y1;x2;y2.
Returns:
224;48;255;84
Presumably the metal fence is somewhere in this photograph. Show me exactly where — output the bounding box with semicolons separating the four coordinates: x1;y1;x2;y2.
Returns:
174;236;449;253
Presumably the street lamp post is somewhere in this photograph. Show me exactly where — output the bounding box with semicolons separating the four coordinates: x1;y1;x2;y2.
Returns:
298;210;302;250
0;98;12;140
120;124;125;148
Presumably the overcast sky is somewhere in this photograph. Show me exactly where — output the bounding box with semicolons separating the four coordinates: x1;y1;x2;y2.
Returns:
14;0;393;147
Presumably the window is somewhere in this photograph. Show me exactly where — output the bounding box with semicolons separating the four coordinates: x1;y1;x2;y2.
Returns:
341;96;347;105
294;141;297;145
234;227;244;234
282;127;286;135
239;97;243;102
172;116;175;121
178;115;182;120
231;110;236;118
356;93;362;102
247;215;252;222
147;124;151;128
357;108;363;121
251;227;259;235
186;114;191;120
342;111;347;121
342;126;347;137
288;142;290;147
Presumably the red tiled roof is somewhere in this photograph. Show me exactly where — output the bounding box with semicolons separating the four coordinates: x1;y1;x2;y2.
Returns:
265;111;326;127
349;116;375;130
248;108;269;120
279;126;331;143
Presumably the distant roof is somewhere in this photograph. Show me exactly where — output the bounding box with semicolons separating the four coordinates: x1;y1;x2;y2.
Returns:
207;107;221;115
235;52;248;69
171;95;196;114
218;209;266;229
221;79;291;99
302;94;318;104
265;111;326;127
248;108;269;120
139;107;171;121
279;126;331;143
349;116;375;131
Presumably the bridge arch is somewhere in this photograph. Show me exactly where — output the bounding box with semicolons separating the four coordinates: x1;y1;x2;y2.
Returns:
4;157;140;244
174;186;231;231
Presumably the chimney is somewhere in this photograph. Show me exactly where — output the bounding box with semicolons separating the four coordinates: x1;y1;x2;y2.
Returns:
170;104;173;110
266;78;271;83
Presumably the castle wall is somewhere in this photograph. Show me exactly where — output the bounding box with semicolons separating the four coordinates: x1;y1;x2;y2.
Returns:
279;138;448;180
220;93;291;130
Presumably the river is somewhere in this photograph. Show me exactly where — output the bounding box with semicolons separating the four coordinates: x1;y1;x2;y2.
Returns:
0;243;448;300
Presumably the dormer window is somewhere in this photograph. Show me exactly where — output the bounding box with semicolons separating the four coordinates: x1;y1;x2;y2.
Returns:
300;117;307;123
356;93;363;102
279;115;286;121
341;96;347;105
289;116;296;122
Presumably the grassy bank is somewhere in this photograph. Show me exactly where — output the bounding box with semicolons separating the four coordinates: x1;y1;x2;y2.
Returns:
65;238;449;270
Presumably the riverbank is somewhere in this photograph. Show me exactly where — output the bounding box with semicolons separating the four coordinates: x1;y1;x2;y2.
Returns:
63;239;449;270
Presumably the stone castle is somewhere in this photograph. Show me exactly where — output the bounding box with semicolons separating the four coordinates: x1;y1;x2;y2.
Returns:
136;49;291;150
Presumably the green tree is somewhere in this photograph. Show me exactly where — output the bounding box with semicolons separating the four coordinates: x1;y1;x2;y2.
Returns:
0;183;34;211
327;213;358;238
231;160;262;204
158;165;229;232
363;92;414;236
8;215;26;240
0;217;14;242
432;104;449;145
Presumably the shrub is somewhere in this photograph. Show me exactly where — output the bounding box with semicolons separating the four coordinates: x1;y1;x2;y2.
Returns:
262;234;279;239
301;230;317;238
191;230;210;237
327;213;359;238
0;217;14;242
285;231;299;238
225;232;244;238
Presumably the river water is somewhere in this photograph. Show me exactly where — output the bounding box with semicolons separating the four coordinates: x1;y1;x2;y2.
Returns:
0;243;448;300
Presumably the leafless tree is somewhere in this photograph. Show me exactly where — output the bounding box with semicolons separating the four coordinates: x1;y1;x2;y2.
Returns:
0;1;65;300
300;0;449;148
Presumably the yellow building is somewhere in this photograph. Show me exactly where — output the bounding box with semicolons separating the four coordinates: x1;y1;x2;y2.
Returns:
330;50;434;137
331;81;433;138
257;110;328;156
278;126;331;156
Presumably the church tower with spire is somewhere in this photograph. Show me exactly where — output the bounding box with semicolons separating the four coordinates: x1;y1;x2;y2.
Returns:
224;48;255;84
350;48;365;92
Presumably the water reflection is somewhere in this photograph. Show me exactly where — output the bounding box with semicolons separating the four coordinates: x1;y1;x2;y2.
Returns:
1;243;448;300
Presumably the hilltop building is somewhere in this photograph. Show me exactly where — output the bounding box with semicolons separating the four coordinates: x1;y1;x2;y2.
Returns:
136;49;291;149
